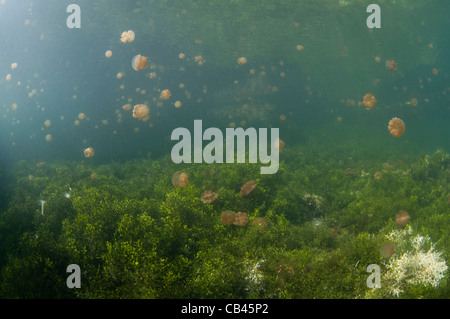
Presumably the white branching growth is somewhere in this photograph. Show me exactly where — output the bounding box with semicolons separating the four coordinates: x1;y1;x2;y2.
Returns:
384;226;447;297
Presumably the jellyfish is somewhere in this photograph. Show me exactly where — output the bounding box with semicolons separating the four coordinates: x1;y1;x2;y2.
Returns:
132;104;149;120
90;173;97;180
78;113;86;120
296;45;304;51
116;72;124;79
221;210;236;225
240;180;256;196
45;134;52;142
374;171;382;180
121;30;135;43
122;104;131;111
385;59;397;71
132;54;148;71
201;190;218;204
172;172;189;188
6;74;11;81
237;57;247;65
179;53;185;59
174;100;182;108
233;212;249;226
363;93;377;109
11;62;18;69
388;117;405;137
380;242;396;258
44;119;51;128
105;50;113;58
395;210;410;228
84;147;95;158
160;89;171;100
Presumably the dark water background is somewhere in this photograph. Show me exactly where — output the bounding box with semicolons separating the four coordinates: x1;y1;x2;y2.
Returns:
0;0;449;195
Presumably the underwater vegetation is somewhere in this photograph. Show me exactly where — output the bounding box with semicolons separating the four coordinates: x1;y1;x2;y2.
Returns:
0;147;448;299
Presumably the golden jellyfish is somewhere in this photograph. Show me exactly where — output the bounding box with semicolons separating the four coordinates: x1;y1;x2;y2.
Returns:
78;113;86;120
237;57;247;65
84;147;95;158
363;93;377;109
116;72;124;79
6;74;11;81
105;50;113;58
131;54;148;71
241;180;256;196
45;134;52;142
395;210;410;228
388;117;405;137
380;242;396;258
178;53;185;59
374;56;381;63
410;97;418;107
432;68;439;76
280;114;286;121
296;44;304;51
11;62;18;69
201;190;218;204
233;212;249;226
74;119;80;126
252;217;267;230
160;89;171;100
120;30;135;43
174;100;182;108
132;104;149;120
122;103;131;111
373;171;382;180
44;119;51;128
385;59;397;71
221;210;236;225
172;171;189;188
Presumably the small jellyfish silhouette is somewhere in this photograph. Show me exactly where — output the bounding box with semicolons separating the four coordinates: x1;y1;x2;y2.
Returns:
201;190;218;204
174;100;182;108
388;117;405;137
380;242;396;258
237;57;247;65
240;180;256;196
172;172;189;188
395;210;410;228
220;210;236;225
44;120;51;128
132;54;148;71
45;134;52;142
120;30;135;43
11;62;18;69
160;89;171;100
105;50;113;58
84;147;95;158
385;59;397;71
78;113;86;120
363;93;377;109
233;212;249;226
132;104;149;120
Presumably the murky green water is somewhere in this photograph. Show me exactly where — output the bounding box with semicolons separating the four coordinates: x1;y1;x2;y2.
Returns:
0;0;449;299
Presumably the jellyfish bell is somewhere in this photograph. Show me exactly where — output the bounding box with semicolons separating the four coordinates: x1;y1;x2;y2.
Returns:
84;147;95;158
45;134;52;142
201;190;218;204
44;119;51;128
160;89;171;100
105;50;113;58
132;104;149;120
171;171;189;188
385;59;397;71
395;210;410;228
388;117;405;137
131;54;148;71
221;210;236;225
233;212;249;226
120;30;135;43
237;57;247;65
240;180;256;196
363;93;377;109
380;242;396;258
